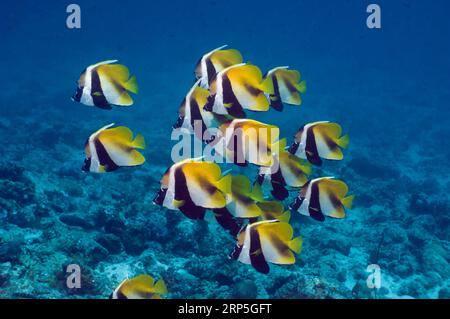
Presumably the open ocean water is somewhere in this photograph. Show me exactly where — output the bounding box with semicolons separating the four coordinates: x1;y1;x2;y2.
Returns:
0;0;449;299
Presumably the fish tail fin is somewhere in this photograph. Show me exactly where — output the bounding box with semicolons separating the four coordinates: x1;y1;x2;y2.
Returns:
277;210;291;223
342;195;354;209
260;75;274;95
272;138;287;153
217;174;232;194
132;133;146;149
124;75;139;94
251;182;264;201
153;278;168;294
337;134;349;149
295;80;307;94
289;236;303;254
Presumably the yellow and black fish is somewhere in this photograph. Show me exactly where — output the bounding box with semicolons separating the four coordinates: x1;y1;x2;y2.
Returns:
257;140;312;200
173;80;232;142
289;177;354;222
195;45;243;89
153;159;232;220
204;64;273;118
212;119;280;167
83;124;145;173
72;60;138;110
229;220;302;274
288;121;349;166
263;66;306;111
110;275;167;299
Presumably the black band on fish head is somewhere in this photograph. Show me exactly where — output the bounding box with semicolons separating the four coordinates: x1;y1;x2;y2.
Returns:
153;188;167;206
203;95;216;112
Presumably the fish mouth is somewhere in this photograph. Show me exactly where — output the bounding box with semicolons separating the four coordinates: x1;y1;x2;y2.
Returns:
172;116;184;129
288;142;299;154
289;197;302;211
72;87;83;102
81;158;91;172
153;188;167;206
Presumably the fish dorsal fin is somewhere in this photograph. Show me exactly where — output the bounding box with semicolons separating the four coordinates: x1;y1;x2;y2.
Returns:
97;63;138;94
210;48;243;69
314;122;342;140
98;126;133;145
319;178;348;198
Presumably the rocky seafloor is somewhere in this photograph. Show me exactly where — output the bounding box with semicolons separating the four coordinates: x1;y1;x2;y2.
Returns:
0;87;449;299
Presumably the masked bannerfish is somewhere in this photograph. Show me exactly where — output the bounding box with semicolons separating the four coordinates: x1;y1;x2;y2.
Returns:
153;159;232;220
195;45;243;89
288;121;349;166
203;63;273;118
72;60;138;110
211;119;281;167
289;177;354;222
229;220;302;274
173;80;232;142
263;66;306;111
110;275;167;299
82;124;145;173
257;140;312;200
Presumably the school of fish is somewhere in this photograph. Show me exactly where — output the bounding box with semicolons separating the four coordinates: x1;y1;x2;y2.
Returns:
71;45;354;298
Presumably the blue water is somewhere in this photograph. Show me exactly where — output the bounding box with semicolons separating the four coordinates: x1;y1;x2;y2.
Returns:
0;0;449;298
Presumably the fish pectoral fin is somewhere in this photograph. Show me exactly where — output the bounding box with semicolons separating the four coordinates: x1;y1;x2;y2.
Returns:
98;165;106;173
250;248;263;256
210;49;243;68
92;91;103;97
173;199;185;208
